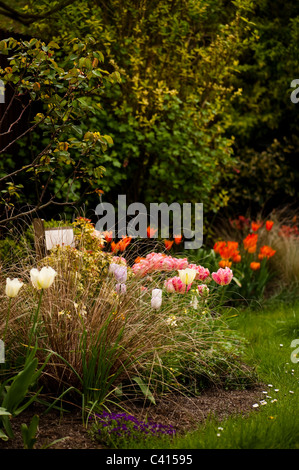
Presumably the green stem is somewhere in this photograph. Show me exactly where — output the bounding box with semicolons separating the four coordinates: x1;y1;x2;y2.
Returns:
219;285;227;307
27;289;44;354
3;298;12;342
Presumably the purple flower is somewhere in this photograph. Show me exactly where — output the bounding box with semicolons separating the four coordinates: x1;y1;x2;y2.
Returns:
113;266;127;283
115;283;127;294
109;263;119;274
94;411;176;443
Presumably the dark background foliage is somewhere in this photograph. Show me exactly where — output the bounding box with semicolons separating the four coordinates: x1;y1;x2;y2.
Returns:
0;0;298;232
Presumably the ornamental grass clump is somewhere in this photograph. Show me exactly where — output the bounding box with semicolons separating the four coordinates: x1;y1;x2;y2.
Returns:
1;219;255;412
264;211;299;289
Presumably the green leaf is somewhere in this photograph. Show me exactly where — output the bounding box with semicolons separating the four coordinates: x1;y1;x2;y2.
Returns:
21;414;39;449
71;125;83;136
48;41;60;49
103;135;113;145
232;276;242;287
0;407;11;416
2;357;38;413
0;429;8;441
132;376;156;404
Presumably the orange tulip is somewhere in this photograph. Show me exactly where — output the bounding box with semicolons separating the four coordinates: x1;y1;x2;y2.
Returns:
174;234;183;245
103;231;113;243
135;256;145;264
265;220;274;231
118;236;132;251
243;233;258;252
111;241;118;253
232;254;241;263
258;245;276;260
214;241;226;254
222;241;239;259
147;226;157;238
164;240;174;250
218;259;232;268
214;241;239;260
250;262;260;271
251;221;263;232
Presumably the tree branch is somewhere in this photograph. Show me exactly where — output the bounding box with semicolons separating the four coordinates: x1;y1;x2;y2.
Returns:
0;0;78;26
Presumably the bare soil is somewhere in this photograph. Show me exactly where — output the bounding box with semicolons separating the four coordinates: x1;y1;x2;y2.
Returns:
0;384;265;449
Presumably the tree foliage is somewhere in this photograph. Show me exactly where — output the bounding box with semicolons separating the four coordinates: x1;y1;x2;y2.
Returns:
0;35;119;224
3;1;295;223
224;0;299;214
0;0;257;220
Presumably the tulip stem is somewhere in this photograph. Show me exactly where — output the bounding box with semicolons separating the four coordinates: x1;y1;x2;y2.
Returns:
27;289;44;354
3;298;12;343
219;285;227;308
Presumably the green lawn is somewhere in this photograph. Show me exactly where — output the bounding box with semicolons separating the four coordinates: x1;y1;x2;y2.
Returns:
122;301;299;449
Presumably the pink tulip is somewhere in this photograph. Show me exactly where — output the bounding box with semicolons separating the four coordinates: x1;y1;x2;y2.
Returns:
164;278;176;293
132;252;196;277
164;276;192;294
173;258;189;270
211;267;233;285
198;284;209;296
188;263;210;281
161;257;174;271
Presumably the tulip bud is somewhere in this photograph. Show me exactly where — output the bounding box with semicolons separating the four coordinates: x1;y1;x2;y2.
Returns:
178;268;197;285
116;283;126;294
113;266;127;283
5;278;23;298
198;284;209;297
30;266;57;290
151;289;162;310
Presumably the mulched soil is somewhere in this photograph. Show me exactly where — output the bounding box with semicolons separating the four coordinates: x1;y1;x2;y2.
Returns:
0;384;265;449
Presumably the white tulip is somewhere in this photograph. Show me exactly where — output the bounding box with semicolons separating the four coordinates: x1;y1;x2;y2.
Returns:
178;268;197;285
5;278;24;298
30;266;57;290
151;288;162;310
